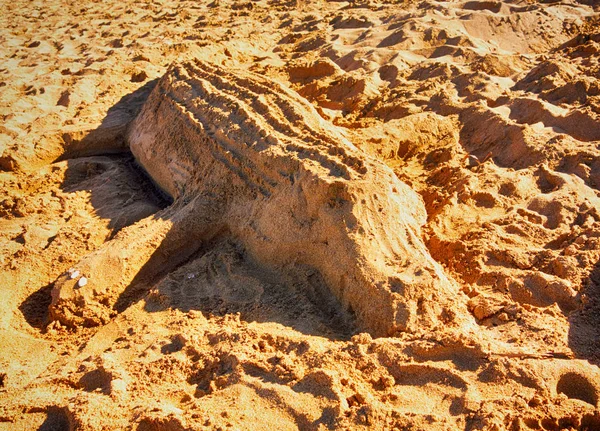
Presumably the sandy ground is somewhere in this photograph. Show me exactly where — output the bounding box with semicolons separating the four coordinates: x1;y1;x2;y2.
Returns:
1;0;600;429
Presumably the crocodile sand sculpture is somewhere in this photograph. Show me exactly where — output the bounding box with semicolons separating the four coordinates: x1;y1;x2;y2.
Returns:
50;59;466;337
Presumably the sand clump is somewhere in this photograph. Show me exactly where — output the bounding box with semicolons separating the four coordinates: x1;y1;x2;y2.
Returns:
1;0;600;430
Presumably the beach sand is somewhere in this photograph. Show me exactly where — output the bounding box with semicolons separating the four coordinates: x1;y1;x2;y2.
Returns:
1;0;600;429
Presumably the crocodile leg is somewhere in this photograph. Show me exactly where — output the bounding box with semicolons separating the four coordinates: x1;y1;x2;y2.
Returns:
49;193;225;328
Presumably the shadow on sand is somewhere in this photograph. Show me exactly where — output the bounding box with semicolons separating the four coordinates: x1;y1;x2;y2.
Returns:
568;258;600;366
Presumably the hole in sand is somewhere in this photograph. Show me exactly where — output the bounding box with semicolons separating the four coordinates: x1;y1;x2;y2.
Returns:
19;283;53;330
556;372;598;406
498;182;516;197
137;417;187;431
472;192;496;208
581;413;600;430
78;368;112;394
462;1;501;13
37;406;72;431
536;168;565;194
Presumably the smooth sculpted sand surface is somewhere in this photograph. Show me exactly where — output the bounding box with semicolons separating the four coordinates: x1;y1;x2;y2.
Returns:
1;0;600;430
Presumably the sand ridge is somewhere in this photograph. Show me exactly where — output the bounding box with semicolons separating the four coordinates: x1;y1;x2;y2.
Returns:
1;0;600;429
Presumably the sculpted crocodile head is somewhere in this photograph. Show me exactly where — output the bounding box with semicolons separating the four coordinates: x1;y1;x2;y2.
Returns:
50;59;468;337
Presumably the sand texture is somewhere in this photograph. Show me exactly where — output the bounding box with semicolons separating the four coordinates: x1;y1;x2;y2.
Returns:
1;0;600;429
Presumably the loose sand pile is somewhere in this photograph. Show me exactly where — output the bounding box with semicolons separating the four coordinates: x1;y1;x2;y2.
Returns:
1;0;600;429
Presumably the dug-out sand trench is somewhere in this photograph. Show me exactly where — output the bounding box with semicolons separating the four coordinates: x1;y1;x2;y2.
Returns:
50;59;468;337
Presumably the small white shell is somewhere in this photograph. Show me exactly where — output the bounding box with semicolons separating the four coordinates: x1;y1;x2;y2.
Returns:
70;270;80;279
78;277;88;287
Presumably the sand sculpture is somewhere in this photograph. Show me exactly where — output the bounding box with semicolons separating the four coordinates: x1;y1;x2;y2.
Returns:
49;59;467;337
